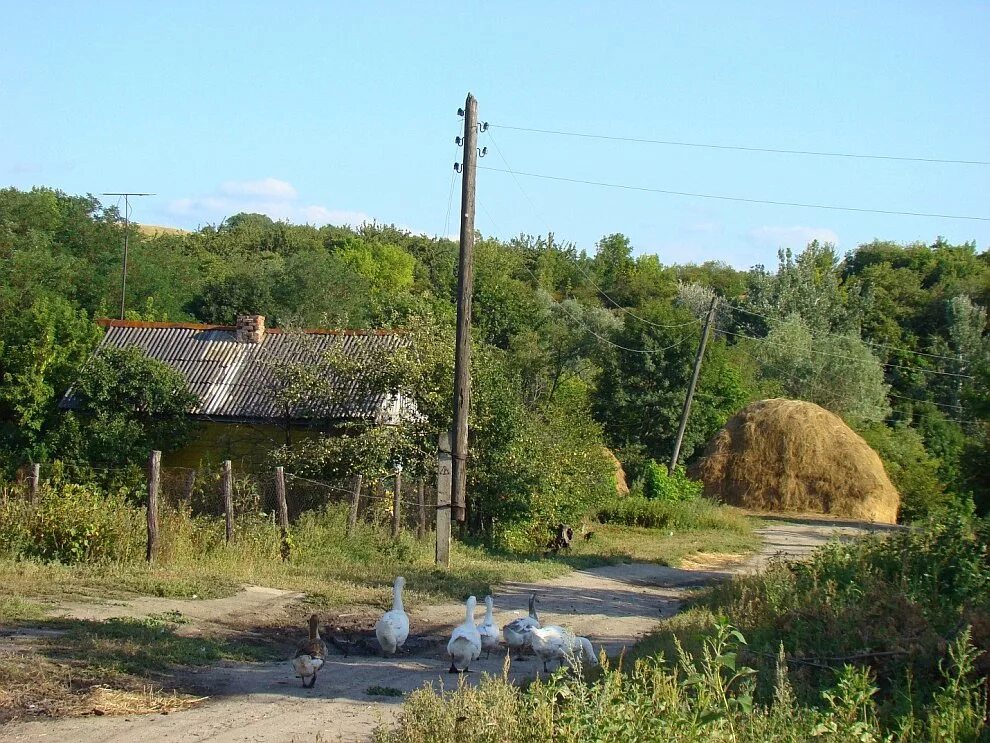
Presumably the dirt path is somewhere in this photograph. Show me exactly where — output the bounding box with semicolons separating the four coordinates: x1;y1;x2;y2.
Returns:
3;519;892;743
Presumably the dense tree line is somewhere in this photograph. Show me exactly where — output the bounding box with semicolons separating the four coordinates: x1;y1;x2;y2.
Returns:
1;186;987;533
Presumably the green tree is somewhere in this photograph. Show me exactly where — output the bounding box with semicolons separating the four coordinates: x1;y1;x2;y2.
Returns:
745;241;856;335
749;315;891;424
56;346;198;466
594;301;749;476
0;297;100;464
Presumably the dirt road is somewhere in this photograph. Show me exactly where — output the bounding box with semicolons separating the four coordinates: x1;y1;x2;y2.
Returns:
3;519;890;743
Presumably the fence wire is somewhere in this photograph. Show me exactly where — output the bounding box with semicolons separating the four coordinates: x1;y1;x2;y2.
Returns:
13;459;438;538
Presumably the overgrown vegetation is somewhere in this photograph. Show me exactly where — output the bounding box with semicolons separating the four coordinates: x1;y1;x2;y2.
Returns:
1;188;986;525
377;519;990;742
0;481;752;610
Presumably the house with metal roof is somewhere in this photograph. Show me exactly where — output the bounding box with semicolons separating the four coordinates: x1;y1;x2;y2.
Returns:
64;315;410;468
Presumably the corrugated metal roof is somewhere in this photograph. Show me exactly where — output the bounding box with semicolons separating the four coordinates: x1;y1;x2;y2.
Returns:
65;320;408;424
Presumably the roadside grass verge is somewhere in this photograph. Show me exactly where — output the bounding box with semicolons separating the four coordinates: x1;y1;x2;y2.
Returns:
0;487;758;723
0;496;757;614
376;515;990;742
0;613;272;723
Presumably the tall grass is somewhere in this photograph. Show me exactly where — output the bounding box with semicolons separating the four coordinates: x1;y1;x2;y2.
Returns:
0;481;754;610
378;517;990;742
598;494;752;533
377;624;987;742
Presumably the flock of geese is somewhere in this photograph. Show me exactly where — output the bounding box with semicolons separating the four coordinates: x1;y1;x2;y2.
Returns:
292;575;598;688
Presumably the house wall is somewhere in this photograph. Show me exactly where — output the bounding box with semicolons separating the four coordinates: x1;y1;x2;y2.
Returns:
163;421;322;472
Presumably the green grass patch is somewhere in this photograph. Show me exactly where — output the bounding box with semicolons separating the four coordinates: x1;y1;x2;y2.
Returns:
367;685;404;697
0;595;49;622
47;615;279;674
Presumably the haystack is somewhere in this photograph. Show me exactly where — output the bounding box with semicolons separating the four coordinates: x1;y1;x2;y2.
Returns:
690;398;899;523
604;448;630;496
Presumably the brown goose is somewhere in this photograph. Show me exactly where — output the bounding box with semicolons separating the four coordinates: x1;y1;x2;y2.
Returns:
291;614;328;688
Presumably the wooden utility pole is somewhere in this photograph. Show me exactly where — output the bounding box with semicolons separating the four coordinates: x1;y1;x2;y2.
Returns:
222;460;234;543
436;431;452;566
146;451;161;562
452;92;478;523
669;297;719;475
274;466;290;560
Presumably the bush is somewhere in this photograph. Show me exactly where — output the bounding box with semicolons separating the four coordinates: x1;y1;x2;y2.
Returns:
678;514;990;717
376;622;988;742
858;422;962;522
640;460;702;501
0;482;143;563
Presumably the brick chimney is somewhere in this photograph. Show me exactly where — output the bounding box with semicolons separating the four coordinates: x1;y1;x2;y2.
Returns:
235;314;266;344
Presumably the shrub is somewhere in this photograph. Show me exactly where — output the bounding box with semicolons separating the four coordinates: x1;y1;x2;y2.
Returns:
0;482;143;563
376;622;988;742
640;460;702;501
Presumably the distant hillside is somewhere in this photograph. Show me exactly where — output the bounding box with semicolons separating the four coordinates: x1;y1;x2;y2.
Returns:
137;224;190;237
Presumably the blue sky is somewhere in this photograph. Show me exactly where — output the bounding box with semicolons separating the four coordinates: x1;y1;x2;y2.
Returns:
2;1;987;268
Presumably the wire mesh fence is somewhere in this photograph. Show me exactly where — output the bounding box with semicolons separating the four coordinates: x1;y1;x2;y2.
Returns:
13;457;437;540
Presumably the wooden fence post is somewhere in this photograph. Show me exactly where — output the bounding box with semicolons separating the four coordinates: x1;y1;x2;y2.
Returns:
275;466;290;561
392;467;403;539
347;474;363;535
417;478;426;540
222;460;234;543
146;451;161;562
29;463;40;502
183;468;196;504
436;432;452;567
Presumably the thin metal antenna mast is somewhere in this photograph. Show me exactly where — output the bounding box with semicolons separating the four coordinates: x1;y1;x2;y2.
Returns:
102;192;154;319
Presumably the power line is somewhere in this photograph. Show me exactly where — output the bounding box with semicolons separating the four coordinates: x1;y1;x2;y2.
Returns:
728;304;970;365
887;391;964;411
441;129;461;238
488;123;990;167
478;166;990;222
485;129;701;331
730;342;982;426
477;199;691;356
719;325;974;380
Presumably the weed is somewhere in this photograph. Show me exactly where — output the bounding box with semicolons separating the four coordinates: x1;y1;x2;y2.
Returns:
367;685;404;697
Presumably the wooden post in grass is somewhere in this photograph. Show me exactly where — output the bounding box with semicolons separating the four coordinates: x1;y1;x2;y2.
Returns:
222;460;234;543
436;431;452;567
29;463;40;502
347;474;363;535
183;468;196;504
146;450;161;562
417;478;427;540
275;466;290;561
392;467;403;539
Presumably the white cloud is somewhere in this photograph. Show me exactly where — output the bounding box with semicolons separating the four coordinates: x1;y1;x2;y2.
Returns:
748;225;840;249
167;179;370;227
219;177;297;200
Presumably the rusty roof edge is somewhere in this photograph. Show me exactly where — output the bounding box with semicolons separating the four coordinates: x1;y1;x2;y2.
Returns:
96;318;405;336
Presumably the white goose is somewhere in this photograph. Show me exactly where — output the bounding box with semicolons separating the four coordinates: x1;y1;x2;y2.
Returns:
447;595;482;673
527;625;598;673
375;576;410;656
291;614;328;688
476;595;501;659
503;593;540;659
